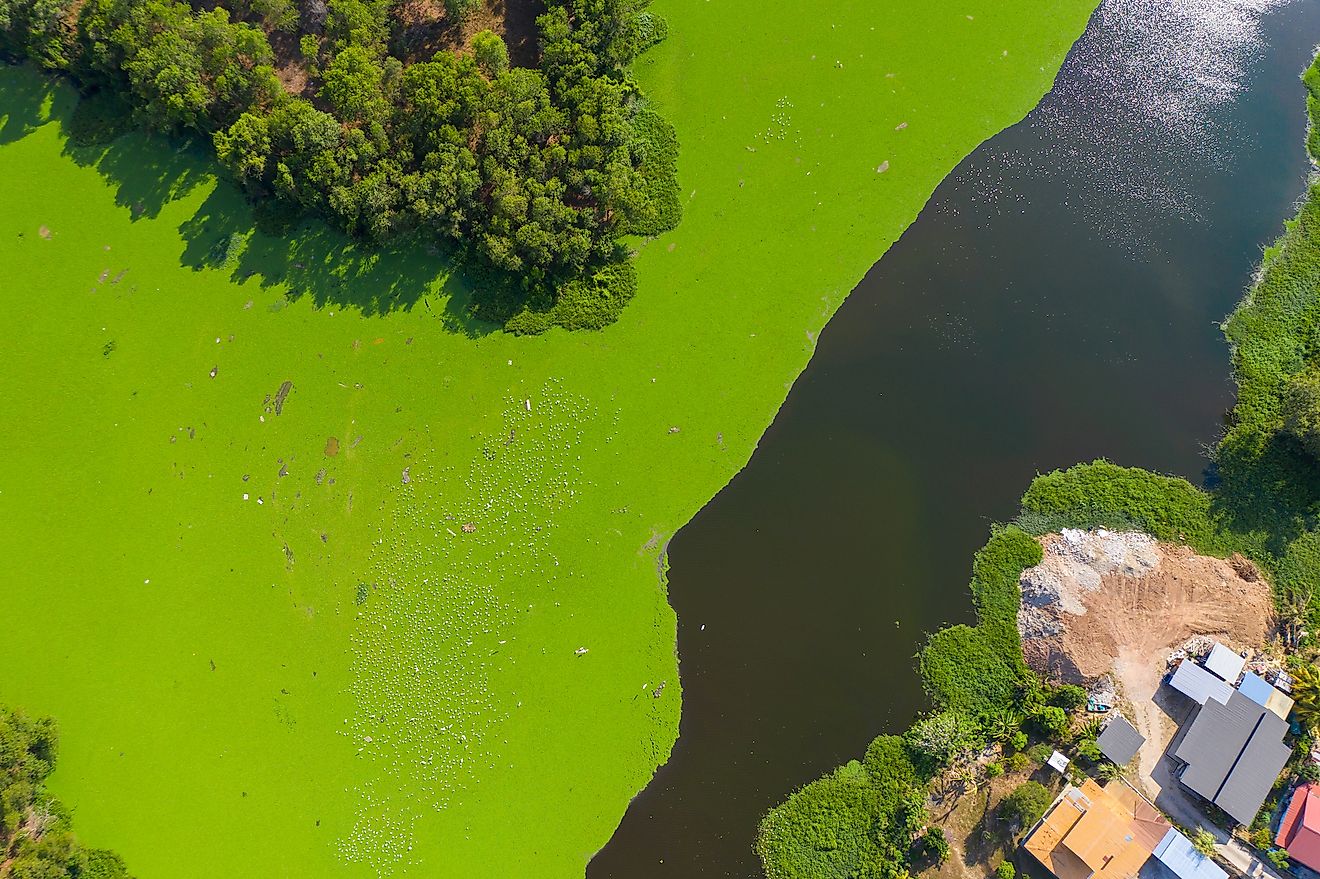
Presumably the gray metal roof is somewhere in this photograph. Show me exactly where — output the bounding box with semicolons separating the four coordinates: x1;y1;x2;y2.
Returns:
1173;690;1292;825
1214;714;1291;826
1097;715;1145;765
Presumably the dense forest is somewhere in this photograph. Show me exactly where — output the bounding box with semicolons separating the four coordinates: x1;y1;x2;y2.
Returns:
1;705;132;879
0;0;681;331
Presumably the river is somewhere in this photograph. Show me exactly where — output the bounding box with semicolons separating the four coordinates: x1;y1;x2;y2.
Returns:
589;0;1320;876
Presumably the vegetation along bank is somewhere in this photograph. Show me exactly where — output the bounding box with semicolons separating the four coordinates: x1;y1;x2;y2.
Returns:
0;0;682;331
756;49;1320;879
0;705;131;879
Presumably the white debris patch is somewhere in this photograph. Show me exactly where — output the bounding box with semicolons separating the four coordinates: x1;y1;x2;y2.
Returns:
1019;528;1162;635
337;382;597;873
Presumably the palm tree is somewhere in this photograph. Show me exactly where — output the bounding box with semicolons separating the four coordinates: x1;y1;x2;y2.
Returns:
1291;663;1320;731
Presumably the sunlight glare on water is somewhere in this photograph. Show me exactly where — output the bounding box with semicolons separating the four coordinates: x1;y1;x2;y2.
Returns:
971;0;1294;237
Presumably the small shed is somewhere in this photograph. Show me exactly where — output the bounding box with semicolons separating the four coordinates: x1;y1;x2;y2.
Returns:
1047;750;1070;773
1204;642;1246;682
1168;659;1234;706
1239;671;1295;720
1151;828;1228;879
1096;715;1145;766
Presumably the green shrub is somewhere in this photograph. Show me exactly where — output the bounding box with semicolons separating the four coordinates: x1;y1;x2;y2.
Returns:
919;827;950;865
1005;752;1030;773
919;526;1041;722
1031;706;1068;741
999;781;1051;833
1048;684;1086;712
995;861;1016;879
1191;828;1217;857
470;29;508;76
985;760;1004;779
1008;730;1028;753
1075;738;1101;763
442;0;478;21
1026;743;1053;765
1017;461;1228;554
758;736;928;879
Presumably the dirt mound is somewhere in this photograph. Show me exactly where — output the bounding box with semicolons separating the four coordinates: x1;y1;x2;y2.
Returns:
1018;529;1274;684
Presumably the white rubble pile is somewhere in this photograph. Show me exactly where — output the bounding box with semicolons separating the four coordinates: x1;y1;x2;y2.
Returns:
1018;528;1163;641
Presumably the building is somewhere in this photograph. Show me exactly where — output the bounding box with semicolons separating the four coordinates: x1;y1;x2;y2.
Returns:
1026;779;1170;879
1147;828;1228;879
1203;643;1246;682
1238;671;1295;720
1276;782;1320;872
1168;659;1234;707
1097;716;1145;766
1173;689;1291;826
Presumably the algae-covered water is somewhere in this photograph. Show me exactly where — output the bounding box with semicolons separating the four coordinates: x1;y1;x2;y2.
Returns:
0;1;1097;875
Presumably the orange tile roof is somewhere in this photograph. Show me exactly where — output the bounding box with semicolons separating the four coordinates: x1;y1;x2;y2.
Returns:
1025;780;1170;879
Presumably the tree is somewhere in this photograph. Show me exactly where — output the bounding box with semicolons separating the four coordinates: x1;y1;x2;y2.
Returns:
908;711;977;766
1191;828;1217;857
999;781;1051;833
1293;663;1320;732
250;0;297;32
1283;369;1320;460
320;45;386;122
470;29;507;77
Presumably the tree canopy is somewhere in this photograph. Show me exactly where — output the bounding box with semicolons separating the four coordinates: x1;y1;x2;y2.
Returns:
1;706;133;879
0;0;682;331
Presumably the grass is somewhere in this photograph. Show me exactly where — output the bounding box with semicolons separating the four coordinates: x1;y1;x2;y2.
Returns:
0;0;1099;875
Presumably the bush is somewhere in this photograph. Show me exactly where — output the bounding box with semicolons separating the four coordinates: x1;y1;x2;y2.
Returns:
442;0;478;20
470;29;508;76
1048;684;1087;712
758;736;928;879
919;827;950;865
1251;827;1275;850
919;526;1041;721
1005;752;1030;773
999;781;1051;833
1075;738;1101;763
1008;731;1028;753
996;860;1016;879
1282;369;1320;460
1026;743;1053;765
1017;461;1228;555
908;711;978;766
1031;706;1068;741
985;761;1004;779
1191;828;1217;857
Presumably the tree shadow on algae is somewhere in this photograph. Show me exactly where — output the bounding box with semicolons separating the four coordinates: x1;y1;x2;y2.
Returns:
0;64;491;337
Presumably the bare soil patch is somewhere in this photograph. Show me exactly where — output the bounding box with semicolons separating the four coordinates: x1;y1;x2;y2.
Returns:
392;0;544;68
923;766;1059;879
1019;530;1273;684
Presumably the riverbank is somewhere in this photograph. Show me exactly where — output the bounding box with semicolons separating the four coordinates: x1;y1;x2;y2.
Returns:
0;1;1101;875
757;42;1320;879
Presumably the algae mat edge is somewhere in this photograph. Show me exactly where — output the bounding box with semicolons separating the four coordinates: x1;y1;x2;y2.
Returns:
0;0;1097;876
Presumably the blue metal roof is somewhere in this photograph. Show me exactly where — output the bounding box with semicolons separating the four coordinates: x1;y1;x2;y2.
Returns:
1152;829;1228;879
1238;671;1275;707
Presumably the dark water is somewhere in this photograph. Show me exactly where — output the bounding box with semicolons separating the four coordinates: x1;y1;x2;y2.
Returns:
589;2;1320;877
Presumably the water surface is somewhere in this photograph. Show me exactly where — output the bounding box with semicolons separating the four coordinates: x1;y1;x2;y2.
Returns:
590;1;1320;875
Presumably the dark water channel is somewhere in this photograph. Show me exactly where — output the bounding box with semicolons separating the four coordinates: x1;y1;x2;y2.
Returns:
590;2;1320;876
